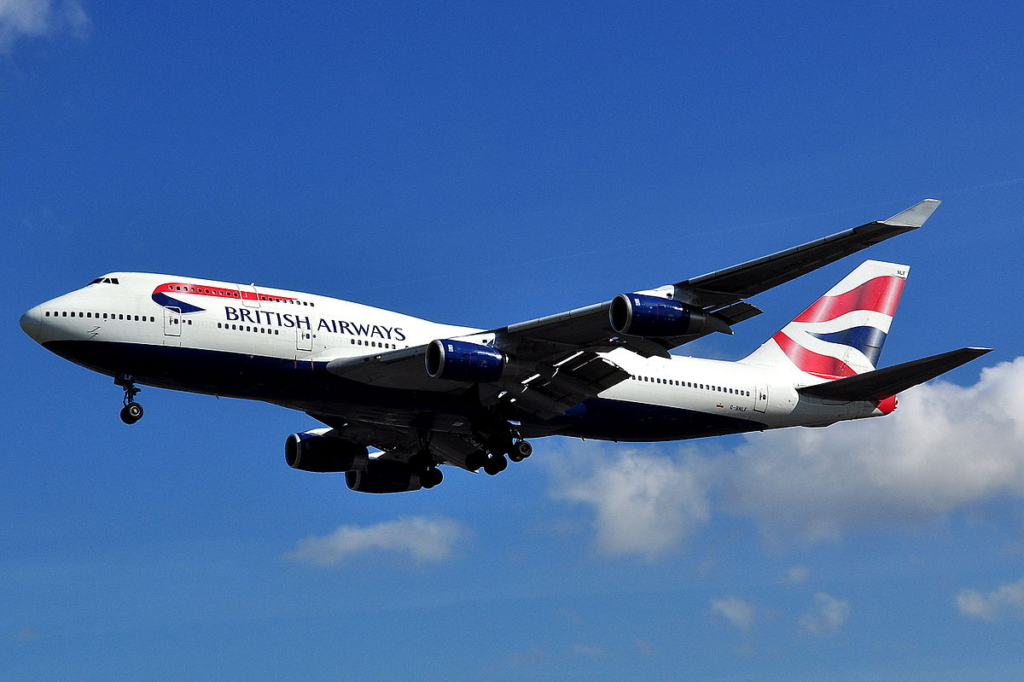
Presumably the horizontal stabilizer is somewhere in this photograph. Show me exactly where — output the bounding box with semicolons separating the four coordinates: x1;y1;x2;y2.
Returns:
798;347;992;401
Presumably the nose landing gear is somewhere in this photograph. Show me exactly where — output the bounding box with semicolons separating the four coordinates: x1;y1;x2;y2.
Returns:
115;374;144;425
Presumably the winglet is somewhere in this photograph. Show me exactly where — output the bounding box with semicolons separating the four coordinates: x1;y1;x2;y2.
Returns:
882;199;941;228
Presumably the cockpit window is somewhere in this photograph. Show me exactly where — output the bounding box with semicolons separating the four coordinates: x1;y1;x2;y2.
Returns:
88;277;120;285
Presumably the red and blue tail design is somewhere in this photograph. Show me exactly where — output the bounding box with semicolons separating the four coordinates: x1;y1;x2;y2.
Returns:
739;260;908;378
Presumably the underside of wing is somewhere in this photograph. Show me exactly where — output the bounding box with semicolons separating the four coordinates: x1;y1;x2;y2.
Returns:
504;349;631;417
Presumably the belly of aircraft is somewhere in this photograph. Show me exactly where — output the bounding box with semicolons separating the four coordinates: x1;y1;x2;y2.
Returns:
43;339;767;442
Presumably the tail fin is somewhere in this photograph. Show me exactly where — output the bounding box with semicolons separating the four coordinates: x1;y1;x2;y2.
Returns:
739;260;908;378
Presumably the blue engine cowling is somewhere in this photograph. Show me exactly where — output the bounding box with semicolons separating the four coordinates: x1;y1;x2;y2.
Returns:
425;339;505;383
609;293;710;337
346;460;422;494
285;431;370;473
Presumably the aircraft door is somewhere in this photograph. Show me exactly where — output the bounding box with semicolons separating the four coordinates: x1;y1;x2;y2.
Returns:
296;328;313;352
753;385;769;413
238;284;261;308
164;306;182;337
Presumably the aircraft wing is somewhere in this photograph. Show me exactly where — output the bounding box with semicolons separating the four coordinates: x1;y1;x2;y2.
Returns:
328;200;939;420
492;199;940;358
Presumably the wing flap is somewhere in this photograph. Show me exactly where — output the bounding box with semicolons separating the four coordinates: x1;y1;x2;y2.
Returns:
798;347;991;401
509;350;630;418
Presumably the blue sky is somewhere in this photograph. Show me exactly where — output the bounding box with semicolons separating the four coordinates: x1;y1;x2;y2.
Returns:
3;1;1024;679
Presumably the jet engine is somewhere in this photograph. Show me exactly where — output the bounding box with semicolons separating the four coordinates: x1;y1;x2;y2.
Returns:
285;430;370;473
425;339;505;382
345;460;422;494
609;293;724;337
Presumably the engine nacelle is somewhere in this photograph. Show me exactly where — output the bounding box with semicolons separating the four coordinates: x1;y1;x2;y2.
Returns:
425;339;505;383
345;460;422;494
285;431;370;473
609;293;713;337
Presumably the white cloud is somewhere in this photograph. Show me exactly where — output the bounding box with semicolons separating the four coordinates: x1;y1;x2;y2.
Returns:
784;565;811;584
720;358;1024;541
799;592;849;636
957;576;1024;622
545;359;1024;556
0;0;90;53
547;442;711;560
285;516;466;566
710;596;755;633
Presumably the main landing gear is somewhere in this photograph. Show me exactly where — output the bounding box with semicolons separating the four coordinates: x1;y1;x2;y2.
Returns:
409;450;444;490
464;428;533;476
115;374;144;425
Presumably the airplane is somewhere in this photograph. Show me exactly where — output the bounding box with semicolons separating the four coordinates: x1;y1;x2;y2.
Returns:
20;199;990;493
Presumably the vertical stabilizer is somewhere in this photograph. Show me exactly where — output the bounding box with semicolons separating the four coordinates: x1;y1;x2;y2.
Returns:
738;260;908;378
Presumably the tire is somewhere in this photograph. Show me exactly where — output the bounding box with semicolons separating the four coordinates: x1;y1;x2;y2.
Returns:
465;450;486;472
120;403;143;425
126;402;144;420
425;468;443;488
483;454;506;476
515;440;533;459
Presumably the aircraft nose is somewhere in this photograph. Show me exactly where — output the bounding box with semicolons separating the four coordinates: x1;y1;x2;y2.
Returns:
20;305;42;341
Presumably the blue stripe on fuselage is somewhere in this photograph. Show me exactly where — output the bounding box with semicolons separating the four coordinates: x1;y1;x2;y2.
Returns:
152;292;205;314
41;340;765;442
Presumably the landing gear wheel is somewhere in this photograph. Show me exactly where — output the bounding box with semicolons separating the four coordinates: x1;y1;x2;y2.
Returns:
115;374;143;424
120;402;143;425
421;467;443;489
509;440;533;462
409;451;432;473
465;450;487;472
483;454;508;476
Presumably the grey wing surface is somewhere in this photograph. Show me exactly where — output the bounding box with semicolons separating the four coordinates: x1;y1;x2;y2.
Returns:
327;200;940;420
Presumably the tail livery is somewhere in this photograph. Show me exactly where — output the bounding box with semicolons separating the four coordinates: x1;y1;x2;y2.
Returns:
741;260;907;378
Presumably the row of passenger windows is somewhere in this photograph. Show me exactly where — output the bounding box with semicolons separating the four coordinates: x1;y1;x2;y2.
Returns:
634;374;751;397
217;322;281;335
258;295;313;306
351;338;397;349
46;310;154;322
166;284;314;307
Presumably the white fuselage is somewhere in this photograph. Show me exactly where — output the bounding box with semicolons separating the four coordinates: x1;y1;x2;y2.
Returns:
20;272;891;442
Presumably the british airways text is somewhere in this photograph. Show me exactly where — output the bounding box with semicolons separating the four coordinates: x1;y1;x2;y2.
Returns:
224;306;406;341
